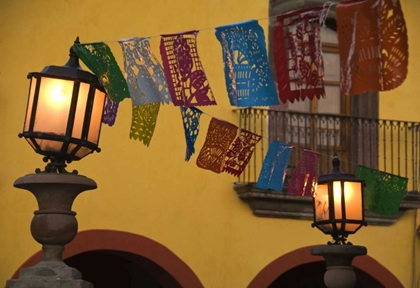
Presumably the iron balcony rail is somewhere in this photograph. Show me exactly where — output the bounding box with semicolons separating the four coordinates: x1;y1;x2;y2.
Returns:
237;108;420;193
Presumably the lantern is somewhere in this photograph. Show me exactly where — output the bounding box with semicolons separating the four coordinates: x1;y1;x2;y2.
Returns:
19;38;106;173
312;154;367;244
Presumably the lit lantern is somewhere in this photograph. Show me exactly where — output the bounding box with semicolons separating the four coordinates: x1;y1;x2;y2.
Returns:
19;38;106;173
312;154;367;244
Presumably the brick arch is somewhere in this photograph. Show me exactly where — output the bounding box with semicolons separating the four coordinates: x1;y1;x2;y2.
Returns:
12;229;203;288
248;246;403;288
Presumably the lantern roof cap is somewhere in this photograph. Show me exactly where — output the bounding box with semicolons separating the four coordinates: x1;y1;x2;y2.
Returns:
27;37;104;91
318;153;360;183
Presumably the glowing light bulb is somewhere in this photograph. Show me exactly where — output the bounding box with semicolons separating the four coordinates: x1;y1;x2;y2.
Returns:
49;83;67;106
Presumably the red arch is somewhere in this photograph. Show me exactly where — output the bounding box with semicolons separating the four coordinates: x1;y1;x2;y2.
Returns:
248;246;403;288
12;229;203;288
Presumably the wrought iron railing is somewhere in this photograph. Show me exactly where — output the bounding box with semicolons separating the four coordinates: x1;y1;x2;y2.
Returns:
237;108;420;192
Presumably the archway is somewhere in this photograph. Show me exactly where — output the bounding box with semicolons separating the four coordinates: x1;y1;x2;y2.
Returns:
64;249;182;287
12;229;203;288
248;246;403;288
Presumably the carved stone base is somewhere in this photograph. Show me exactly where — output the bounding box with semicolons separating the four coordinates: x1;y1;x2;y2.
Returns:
311;245;367;288
6;173;97;288
6;254;92;288
7;279;92;288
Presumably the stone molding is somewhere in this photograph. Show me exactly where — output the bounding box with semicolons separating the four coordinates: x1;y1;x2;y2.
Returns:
234;182;420;226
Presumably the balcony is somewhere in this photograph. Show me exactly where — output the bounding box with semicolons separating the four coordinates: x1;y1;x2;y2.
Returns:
234;108;420;225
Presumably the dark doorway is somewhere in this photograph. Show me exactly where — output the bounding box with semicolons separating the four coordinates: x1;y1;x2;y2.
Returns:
65;250;182;288
269;261;385;288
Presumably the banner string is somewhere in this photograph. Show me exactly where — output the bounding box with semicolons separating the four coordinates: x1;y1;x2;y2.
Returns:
83;2;337;44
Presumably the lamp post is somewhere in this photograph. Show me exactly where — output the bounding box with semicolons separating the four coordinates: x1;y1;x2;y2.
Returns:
6;38;105;288
311;154;368;288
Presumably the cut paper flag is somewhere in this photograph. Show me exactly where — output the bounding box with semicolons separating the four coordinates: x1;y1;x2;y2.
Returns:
356;165;408;216
196;118;238;173
180;106;203;161
288;149;321;196
129;102;160;147
215;20;279;107
273;7;327;103
336;0;408;95
119;37;171;105
73;42;130;102
256;141;293;191
160;31;216;107
223;129;262;177
102;95;119;127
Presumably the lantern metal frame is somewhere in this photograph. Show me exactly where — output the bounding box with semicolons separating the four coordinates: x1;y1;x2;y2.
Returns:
19;37;106;174
311;154;367;245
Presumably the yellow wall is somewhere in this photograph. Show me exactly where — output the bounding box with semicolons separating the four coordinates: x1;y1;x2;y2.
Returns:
380;0;420;122
379;0;420;286
0;0;418;287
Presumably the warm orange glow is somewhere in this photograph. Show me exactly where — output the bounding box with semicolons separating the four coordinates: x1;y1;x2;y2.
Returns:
314;180;363;233
333;181;342;219
33;77;73;138
88;89;106;144
313;184;333;232
24;77;37;131
49;82;69;108
343;181;363;232
71;82;90;139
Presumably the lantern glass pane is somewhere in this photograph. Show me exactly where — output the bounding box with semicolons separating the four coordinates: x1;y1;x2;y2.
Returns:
24;77;37;132
67;143;93;159
25;138;37;150
76;146;93;158
314;183;333;232
343;181;363;232
34;77;73;137
35;139;63;153
71;82;90;140
333;181;343;220
87;89;106;144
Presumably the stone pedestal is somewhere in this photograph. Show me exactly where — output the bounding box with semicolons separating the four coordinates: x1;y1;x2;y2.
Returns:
311;245;367;288
6;173;96;288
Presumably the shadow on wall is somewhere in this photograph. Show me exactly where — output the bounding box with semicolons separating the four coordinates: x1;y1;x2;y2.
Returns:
65;250;181;288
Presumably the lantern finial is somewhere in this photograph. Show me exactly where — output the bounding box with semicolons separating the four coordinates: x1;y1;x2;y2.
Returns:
64;37;82;70
331;152;342;174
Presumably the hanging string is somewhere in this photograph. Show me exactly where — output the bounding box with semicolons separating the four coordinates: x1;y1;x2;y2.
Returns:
80;3;336;44
319;2;337;69
322;2;337;27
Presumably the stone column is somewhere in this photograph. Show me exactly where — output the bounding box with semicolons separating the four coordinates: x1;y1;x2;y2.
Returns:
6;173;96;288
311;245;367;288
